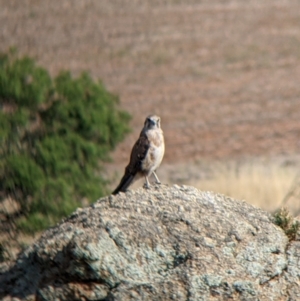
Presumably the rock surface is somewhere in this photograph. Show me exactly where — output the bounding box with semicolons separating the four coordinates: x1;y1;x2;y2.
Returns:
1;184;300;300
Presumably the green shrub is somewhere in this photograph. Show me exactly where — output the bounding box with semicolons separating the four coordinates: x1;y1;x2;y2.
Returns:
273;207;299;241
0;50;130;233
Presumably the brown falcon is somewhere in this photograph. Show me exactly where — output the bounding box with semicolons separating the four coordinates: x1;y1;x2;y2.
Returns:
112;115;165;194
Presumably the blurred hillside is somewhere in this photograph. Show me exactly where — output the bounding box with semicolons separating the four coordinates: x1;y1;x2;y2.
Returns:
2;1;300;260
1;0;300;164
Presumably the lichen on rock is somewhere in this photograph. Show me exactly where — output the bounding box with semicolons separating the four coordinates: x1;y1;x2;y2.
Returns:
1;184;299;300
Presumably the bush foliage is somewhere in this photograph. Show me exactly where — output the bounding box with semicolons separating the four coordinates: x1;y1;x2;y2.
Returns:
0;50;130;233
273;207;299;241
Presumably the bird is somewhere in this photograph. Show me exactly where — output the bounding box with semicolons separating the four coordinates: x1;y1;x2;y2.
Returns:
112;114;165;194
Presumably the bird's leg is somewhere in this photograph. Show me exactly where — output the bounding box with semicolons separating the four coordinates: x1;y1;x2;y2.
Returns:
152;171;161;184
143;176;151;189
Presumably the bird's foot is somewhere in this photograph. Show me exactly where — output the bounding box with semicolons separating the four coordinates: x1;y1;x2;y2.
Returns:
143;182;151;189
152;172;161;185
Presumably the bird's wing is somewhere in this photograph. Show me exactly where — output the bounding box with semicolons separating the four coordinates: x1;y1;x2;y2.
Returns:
112;134;150;194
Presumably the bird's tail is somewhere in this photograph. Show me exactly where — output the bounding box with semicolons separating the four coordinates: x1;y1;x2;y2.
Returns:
112;173;135;195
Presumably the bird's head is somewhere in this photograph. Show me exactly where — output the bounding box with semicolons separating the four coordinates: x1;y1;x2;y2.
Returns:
144;115;161;129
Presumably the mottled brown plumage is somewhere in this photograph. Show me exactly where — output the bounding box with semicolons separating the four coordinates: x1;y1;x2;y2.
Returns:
112;115;164;194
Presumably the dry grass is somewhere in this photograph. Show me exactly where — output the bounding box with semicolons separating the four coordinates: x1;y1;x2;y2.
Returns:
3;156;300;264
273;207;300;241
189;157;300;213
2;0;300;263
110;156;300;215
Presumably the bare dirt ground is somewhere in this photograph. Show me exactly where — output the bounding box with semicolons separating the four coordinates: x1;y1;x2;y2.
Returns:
1;0;300;164
1;0;300;262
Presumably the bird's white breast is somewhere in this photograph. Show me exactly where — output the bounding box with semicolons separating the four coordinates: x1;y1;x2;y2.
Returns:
142;128;165;174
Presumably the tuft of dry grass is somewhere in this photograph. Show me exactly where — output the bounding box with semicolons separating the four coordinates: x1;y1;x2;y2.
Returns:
189;157;300;213
273;207;300;241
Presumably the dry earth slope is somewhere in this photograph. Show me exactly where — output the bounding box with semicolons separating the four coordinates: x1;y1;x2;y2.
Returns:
1;185;300;300
0;0;300;163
